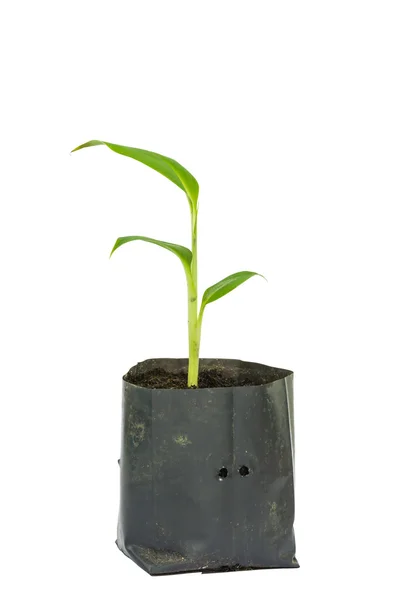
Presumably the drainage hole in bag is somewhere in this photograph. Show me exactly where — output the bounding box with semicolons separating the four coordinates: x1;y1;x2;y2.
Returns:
218;467;228;480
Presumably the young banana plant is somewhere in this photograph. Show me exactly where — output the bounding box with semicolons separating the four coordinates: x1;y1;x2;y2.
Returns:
72;140;265;387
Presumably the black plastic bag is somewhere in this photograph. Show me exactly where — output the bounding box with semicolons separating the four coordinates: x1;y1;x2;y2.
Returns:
117;358;298;575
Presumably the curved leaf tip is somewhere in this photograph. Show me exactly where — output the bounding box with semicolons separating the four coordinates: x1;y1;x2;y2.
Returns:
71;140;104;153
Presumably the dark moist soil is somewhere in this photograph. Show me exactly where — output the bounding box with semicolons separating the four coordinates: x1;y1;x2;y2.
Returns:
124;366;279;389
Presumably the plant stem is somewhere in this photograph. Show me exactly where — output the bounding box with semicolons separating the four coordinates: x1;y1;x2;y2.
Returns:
187;210;199;386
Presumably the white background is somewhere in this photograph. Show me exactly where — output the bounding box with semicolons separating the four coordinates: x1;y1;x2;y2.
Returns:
1;1;399;598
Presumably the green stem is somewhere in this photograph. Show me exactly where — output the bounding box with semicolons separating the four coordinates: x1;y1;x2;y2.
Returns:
187;209;199;386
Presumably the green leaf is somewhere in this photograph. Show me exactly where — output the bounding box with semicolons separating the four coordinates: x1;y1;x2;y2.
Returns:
200;271;265;311
110;235;192;273
71;140;199;210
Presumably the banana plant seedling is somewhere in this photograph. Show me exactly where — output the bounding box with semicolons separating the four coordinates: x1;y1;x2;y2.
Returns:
72;141;265;387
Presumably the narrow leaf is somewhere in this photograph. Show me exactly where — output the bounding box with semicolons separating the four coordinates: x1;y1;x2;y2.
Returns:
201;271;265;310
71;140;199;209
110;235;192;272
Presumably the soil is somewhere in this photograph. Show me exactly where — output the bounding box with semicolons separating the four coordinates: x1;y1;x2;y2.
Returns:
124;363;287;389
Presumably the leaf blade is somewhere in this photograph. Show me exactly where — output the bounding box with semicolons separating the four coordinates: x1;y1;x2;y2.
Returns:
71;140;199;209
201;271;265;309
110;235;192;272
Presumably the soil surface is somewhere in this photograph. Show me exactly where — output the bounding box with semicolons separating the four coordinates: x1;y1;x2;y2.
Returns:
124;364;286;389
